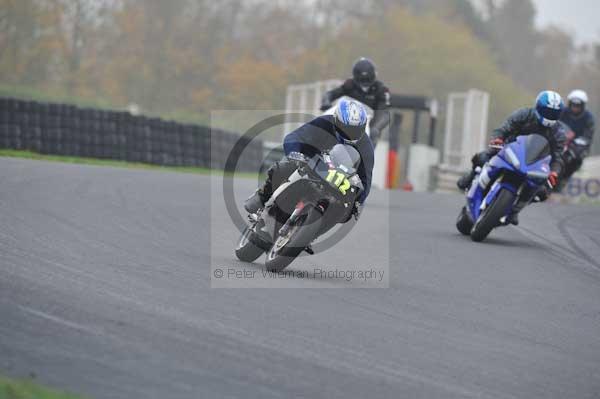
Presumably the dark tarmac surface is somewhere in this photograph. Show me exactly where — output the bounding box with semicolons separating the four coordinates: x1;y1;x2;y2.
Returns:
1;157;599;398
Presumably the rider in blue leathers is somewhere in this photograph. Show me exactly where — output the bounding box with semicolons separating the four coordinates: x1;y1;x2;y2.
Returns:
244;99;374;221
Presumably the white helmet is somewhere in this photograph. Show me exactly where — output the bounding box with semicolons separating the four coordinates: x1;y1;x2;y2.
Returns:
567;90;588;105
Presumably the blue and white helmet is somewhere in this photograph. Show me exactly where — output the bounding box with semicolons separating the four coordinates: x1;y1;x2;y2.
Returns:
535;90;564;127
333;98;368;144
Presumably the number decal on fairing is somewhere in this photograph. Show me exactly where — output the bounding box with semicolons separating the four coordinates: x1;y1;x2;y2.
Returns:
338;179;351;195
325;169;350;195
326;169;337;183
334;172;345;187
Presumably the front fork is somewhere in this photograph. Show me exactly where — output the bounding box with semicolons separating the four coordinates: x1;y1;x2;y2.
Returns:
278;201;306;237
275;201;317;255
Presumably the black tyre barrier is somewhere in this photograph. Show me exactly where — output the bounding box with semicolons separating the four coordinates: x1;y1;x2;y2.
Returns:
0;97;260;171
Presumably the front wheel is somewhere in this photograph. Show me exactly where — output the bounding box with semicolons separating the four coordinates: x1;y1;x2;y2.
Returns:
470;188;515;242
265;208;322;272
235;226;265;262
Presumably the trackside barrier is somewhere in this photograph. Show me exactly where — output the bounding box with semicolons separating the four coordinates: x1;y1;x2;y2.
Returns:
0;97;262;172
432;164;462;193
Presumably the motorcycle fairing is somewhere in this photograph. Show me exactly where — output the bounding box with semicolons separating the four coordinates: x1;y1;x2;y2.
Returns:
466;134;551;222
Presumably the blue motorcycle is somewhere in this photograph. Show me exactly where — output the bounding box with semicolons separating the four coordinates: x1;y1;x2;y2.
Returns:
456;134;552;242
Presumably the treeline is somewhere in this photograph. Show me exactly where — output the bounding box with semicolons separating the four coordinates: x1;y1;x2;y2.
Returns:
0;0;598;130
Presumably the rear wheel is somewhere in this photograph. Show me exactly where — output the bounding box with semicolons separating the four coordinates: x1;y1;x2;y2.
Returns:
470;188;515;242
456;206;473;235
265;208;322;272
235;226;265;262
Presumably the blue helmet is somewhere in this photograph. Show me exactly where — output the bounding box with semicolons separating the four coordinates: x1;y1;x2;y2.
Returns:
535;90;564;127
333;98;368;143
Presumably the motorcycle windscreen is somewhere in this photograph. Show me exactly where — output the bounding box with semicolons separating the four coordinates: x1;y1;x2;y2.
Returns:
525;134;551;165
329;144;361;172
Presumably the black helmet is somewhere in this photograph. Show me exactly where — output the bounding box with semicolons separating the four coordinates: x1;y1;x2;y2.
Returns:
352;57;376;91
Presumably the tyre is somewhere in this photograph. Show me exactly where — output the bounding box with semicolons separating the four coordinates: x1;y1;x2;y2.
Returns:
235;226;265;263
265;208;322;272
470;188;515;242
456;206;473;235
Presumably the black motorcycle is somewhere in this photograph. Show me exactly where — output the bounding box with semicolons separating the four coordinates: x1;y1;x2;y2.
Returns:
555;128;591;192
235;144;364;272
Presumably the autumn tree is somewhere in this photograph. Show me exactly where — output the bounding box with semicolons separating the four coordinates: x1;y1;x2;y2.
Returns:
0;0;595;153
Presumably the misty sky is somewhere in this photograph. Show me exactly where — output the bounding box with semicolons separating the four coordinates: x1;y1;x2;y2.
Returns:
532;0;600;44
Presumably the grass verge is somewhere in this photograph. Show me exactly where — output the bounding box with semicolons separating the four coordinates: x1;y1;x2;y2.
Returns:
0;149;259;179
0;375;85;399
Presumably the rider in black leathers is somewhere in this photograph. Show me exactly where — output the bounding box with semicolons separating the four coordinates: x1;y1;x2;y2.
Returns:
456;91;567;225
558;89;595;185
320;58;391;147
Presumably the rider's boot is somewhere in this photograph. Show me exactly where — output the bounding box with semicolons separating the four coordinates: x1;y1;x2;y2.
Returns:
533;187;549;203
304;244;314;255
507;212;519;226
244;159;300;214
508;198;528;226
457;169;476;191
244;167;277;214
244;189;267;214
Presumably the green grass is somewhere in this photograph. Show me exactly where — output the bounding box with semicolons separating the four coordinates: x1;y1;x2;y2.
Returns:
0;375;85;399
0;149;260;179
0;149;210;174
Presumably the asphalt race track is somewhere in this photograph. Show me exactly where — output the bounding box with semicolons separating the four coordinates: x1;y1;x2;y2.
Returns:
1;157;600;399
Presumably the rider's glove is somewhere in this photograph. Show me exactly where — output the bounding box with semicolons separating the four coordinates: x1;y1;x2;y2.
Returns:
489;137;504;149
547;171;559;189
533;187;550;203
287;151;307;164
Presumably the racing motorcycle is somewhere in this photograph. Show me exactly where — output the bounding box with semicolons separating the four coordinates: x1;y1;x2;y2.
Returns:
456;134;552;242
554;126;591;192
235;144;364;271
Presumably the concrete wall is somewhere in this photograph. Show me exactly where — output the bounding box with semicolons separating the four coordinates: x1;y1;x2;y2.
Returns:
407;144;440;192
579;155;600;178
372;140;389;190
